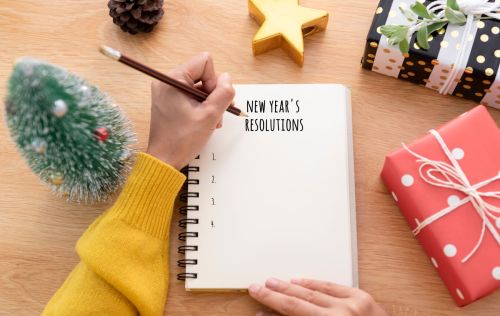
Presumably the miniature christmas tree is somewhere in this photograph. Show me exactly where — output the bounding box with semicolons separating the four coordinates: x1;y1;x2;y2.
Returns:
5;58;135;203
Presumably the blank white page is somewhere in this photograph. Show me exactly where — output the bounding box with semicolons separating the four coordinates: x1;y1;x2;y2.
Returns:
185;84;357;290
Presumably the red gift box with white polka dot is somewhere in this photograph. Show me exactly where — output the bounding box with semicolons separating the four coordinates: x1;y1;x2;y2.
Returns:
381;105;500;306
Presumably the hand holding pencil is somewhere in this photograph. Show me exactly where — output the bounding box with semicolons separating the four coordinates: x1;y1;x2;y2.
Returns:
99;45;247;117
103;51;236;169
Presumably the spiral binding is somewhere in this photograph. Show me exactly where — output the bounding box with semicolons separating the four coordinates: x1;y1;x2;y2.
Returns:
177;163;199;281
179;205;198;215
178;245;198;253
177;259;198;267
177;273;197;280
178;232;198;241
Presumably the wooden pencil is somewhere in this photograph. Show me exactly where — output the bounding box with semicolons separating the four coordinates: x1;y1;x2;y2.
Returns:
99;45;247;117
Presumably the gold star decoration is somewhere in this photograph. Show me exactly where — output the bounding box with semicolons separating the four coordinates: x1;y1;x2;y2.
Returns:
249;0;329;66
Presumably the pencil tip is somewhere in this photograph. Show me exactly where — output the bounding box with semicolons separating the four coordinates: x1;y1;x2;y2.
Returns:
99;45;121;60
240;112;249;117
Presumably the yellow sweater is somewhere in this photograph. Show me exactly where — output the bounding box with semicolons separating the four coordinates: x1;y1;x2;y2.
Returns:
43;152;186;316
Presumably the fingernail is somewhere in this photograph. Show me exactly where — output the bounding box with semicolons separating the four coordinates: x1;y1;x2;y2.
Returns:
248;283;261;294
220;72;231;81
266;278;279;290
290;278;302;284
256;311;265;316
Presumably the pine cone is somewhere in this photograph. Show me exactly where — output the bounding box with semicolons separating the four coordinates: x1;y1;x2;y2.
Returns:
108;0;164;35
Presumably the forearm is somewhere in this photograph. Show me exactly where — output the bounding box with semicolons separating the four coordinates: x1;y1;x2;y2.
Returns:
44;153;185;316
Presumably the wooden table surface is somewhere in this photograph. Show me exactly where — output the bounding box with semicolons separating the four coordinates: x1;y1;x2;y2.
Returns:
0;0;499;315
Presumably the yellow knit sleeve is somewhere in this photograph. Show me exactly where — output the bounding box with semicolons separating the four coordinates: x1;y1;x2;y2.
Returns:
43;152;186;316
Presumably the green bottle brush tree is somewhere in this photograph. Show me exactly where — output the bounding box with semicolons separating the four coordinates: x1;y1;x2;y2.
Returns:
5;58;135;203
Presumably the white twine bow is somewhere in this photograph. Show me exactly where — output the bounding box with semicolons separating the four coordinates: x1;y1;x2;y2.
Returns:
419;0;500;95
403;129;500;263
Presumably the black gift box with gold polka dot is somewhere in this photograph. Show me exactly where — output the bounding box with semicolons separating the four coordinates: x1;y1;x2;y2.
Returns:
362;0;500;108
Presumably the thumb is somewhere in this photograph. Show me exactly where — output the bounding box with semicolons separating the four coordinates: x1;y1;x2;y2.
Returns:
203;72;235;121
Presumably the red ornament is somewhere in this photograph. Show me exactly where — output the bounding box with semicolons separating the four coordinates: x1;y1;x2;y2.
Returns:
94;127;109;142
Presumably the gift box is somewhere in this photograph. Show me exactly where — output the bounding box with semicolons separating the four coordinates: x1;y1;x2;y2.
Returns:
362;0;500;108
381;105;500;306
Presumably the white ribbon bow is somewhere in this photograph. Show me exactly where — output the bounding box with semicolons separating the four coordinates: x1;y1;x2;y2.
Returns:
403;129;500;263
421;0;500;95
428;0;500;19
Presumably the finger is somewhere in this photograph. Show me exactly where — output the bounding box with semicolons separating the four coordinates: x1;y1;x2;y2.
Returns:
203;72;235;119
169;52;217;92
248;284;325;316
256;310;280;316
291;278;355;298
265;278;336;307
194;82;204;90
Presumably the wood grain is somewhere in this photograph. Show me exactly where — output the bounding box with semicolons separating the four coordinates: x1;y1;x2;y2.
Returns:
0;1;499;315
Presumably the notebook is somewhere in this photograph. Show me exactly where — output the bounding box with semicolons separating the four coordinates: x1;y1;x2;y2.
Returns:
178;84;357;290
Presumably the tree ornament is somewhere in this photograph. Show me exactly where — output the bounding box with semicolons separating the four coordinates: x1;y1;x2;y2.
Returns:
108;0;165;35
94;127;109;142
31;138;47;154
49;172;64;186
249;0;329;67
52;99;68;118
79;85;91;97
5;58;135;203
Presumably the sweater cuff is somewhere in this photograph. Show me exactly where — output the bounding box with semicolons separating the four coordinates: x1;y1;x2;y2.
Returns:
109;152;186;240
